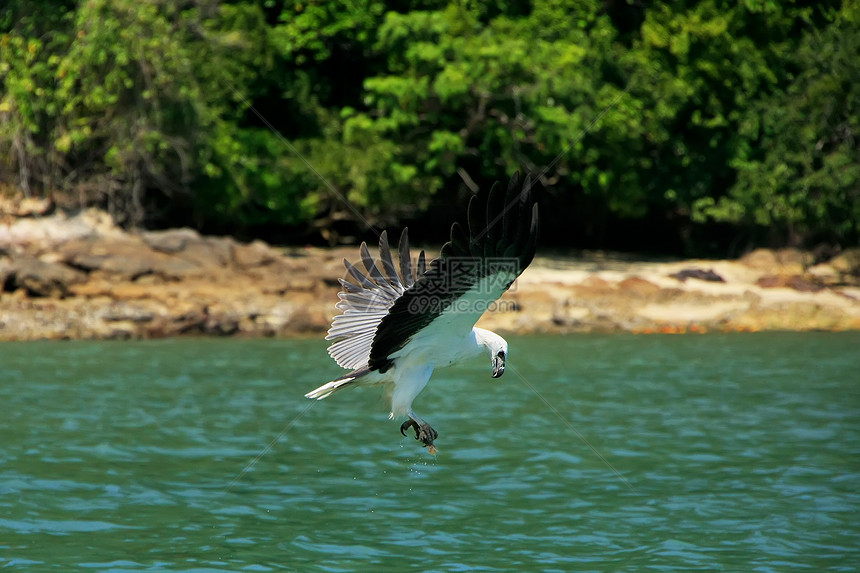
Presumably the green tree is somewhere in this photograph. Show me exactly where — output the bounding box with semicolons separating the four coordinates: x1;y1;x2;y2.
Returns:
697;3;859;245
1;0;856;250
0;0;75;196
2;0;317;229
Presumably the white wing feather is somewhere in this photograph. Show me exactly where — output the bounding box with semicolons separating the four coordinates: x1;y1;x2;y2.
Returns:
326;230;422;370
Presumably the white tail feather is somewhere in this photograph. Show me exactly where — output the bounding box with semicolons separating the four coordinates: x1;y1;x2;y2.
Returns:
305;367;371;400
304;376;356;400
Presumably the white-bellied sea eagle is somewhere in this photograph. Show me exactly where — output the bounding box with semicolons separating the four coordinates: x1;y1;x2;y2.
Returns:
305;172;539;452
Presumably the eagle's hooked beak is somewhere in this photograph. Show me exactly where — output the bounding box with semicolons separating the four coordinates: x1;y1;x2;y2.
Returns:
492;351;506;378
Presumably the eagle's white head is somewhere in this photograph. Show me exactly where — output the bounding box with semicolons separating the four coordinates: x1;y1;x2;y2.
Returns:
473;327;508;378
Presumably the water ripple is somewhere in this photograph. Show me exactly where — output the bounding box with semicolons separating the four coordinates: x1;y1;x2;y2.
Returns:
0;334;857;571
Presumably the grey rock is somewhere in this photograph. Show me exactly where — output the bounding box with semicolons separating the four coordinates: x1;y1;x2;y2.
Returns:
142;228;201;253
6;257;87;297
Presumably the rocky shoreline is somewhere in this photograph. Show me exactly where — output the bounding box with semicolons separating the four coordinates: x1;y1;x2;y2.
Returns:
1;204;859;341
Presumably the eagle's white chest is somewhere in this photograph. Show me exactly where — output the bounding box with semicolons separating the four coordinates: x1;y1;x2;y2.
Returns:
385;329;481;418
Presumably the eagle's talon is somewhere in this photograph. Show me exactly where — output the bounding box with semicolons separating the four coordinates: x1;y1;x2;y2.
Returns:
400;419;437;448
400;419;419;438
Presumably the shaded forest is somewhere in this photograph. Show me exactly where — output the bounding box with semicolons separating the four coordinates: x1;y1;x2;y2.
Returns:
1;0;857;255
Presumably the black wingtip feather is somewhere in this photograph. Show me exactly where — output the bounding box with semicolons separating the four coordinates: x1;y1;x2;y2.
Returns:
398;228;414;287
344;258;376;290
366;170;540;368
467;194;482;244
417;250;426;275
520;202;540;269
450;221;470;257
360;242;388;286
377;230;401;287
485;180;507;257
501;184;520;246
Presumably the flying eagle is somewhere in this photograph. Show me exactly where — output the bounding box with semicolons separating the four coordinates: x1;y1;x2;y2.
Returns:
305;172;539;452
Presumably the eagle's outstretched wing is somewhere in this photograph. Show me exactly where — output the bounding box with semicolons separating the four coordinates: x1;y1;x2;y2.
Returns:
325;171;539;373
369;171;539;371
325;229;425;370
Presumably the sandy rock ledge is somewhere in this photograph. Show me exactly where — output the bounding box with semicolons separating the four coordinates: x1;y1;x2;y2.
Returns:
1;211;859;340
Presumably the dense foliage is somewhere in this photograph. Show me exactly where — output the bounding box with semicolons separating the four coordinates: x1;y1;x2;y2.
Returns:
1;0;857;252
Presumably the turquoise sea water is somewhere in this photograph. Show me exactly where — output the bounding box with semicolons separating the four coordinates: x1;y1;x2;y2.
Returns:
1;333;858;571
